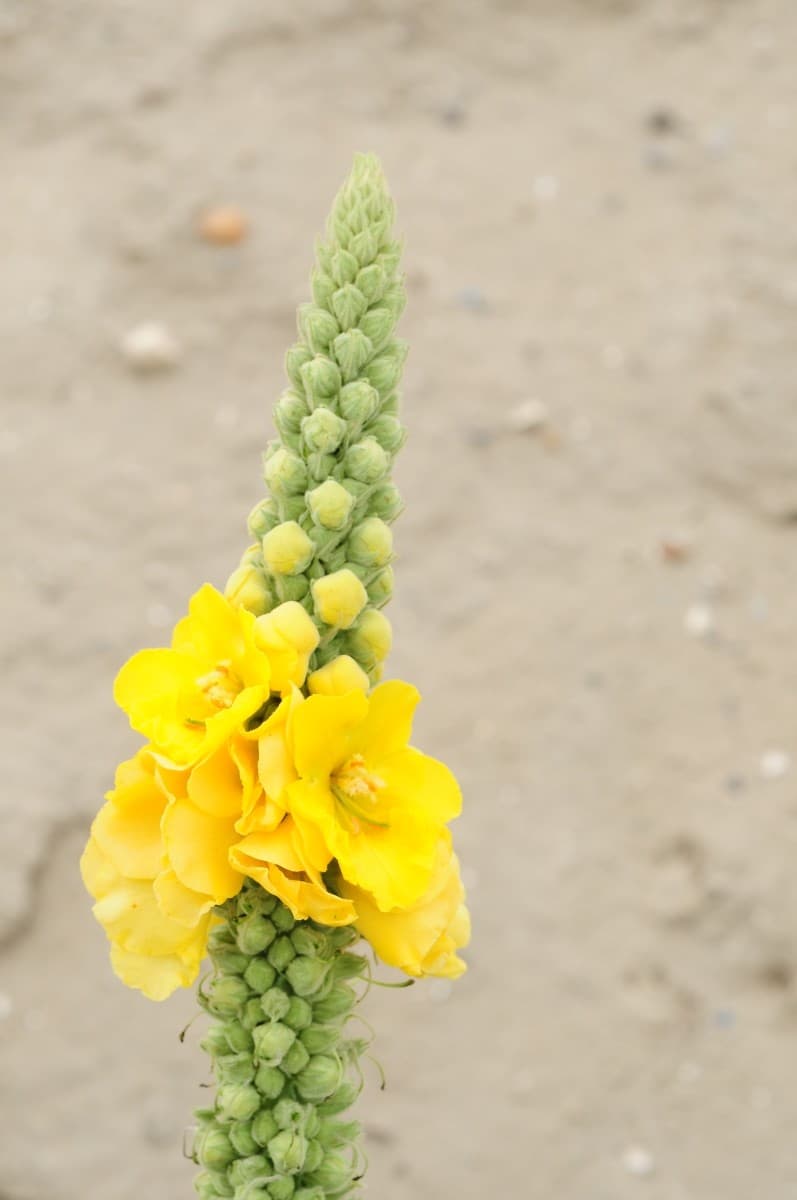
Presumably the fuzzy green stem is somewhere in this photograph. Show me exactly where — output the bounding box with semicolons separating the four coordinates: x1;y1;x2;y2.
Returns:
191;882;370;1200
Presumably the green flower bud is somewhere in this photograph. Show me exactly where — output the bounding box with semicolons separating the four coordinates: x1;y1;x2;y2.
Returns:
248;498;281;540
299;354;341;403
295;1055;342;1103
240;1189;271;1200
305;451;337;483
209;944;250;975
346;608;392;668
193;1172;219;1200
300;1025;340;1055
236;915;277;957
367;483;403;523
333;329;373;382
254;1064;286;1100
281;1039;311;1076
328;926;360;951
272;906;296;932
304;1110;321;1139
365;413;405;454
272;574;310;604
331;283;367;331
283;996;314;1032
242;998;269;1032
267;936;296;972
216;1052;256;1086
312;983;357;1024
224;1021;254;1054
338;380;380;427
344;437;390;484
268;1130;308;1175
268;1177;296;1200
364;344;406;395
311;269;335;309
381;281;407;323
261;987;291;1022
200;1025;231;1057
285;346;312;392
290;926;330;957
293;1188;325;1200
306;1151;355;1193
272;1098;306;1131
205;1169;235;1198
244;960;277;995
228;1154;270;1189
251;1109;280;1148
367;565;394;608
350;226;378;267
317;1118;361;1149
306;480;354;532
316;1079;362;1116
253;1021;296;1066
302;1141;324;1174
197;1127;237;1170
216;1083;261;1123
208;976;251;1018
277;495;307;523
359;304;394;348
330;248;359;287
301;408;347;455
378;246;401;277
346;517;393;568
208;926;236;952
329;952;368;983
355;263;385;303
238;888;277;917
229;1121;260;1157
263;448;308;498
285;955;330;998
298;304;339;354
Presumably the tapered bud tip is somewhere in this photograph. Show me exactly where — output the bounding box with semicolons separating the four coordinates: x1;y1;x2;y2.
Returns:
307;655;370;697
248;498;281;540
301;408;347;455
306;480;355;532
347;517;393;568
262;522;315;576
311;569;368;630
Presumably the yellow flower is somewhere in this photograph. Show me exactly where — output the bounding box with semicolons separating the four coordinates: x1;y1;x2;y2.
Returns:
80;751;216;1000
114;585;311;768
339;842;470;978
253;602;320;695
268;681;462;912
311;568;367;629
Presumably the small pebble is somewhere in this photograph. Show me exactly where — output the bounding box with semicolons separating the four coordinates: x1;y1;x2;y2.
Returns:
660;536;692;563
645;106;680;136
455;286;489;313
760;750;791;780
622;1145;655;1177
684;603;715;638
121;322;182;373
198;205;249;246
507;399;549;433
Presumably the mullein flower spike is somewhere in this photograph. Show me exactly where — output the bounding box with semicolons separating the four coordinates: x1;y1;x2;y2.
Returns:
81;153;469;1200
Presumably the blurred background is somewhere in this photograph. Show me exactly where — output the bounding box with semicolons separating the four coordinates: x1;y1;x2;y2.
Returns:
2;0;797;1196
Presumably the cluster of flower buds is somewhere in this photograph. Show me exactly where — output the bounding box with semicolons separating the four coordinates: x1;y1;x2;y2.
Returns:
225;154;407;683
193;884;368;1200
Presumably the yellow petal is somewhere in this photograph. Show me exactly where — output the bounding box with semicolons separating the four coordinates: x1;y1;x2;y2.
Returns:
379;747;462;825
229;846;355;927
307;655;370;697
114;648;200;750
290;691;368;780
154;868;215;928
187;744;244;819
92;775;166;881
353;680;420;764
80;836;119;901
332;810;439;912
162;799;243;903
110;934;206;1001
93;879;197;955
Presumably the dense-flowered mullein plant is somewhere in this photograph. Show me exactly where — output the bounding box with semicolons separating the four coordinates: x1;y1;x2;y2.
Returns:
81;154;469;1199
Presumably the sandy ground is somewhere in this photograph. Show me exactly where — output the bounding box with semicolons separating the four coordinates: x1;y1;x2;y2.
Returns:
2;1;797;1196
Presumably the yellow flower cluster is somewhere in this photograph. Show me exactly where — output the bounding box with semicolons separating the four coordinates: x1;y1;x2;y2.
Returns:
81;584;469;1000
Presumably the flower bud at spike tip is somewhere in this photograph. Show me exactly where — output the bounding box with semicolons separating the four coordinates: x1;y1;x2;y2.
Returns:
262;522;314;576
311;569;368;630
306;480;354;532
